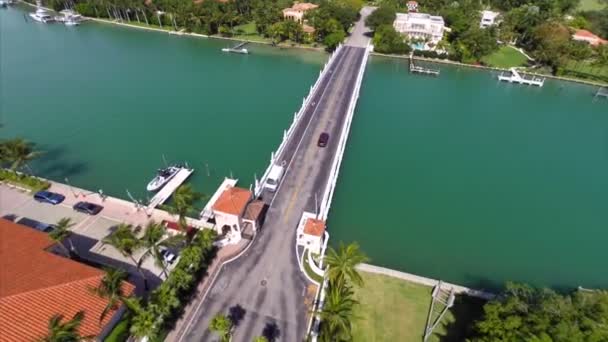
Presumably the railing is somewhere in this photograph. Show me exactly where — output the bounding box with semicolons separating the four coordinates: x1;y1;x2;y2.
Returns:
254;44;345;196
318;45;371;219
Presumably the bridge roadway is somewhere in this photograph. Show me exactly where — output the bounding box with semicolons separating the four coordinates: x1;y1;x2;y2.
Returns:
178;46;367;342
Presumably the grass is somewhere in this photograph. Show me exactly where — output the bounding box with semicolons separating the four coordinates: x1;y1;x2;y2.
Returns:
578;0;606;11
482;46;528;68
560;60;608;84
103;314;131;342
0;169;51;192
233;21;257;35
303;250;324;283
352;272;485;342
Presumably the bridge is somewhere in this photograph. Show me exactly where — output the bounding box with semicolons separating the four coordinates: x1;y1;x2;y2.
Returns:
176;8;373;342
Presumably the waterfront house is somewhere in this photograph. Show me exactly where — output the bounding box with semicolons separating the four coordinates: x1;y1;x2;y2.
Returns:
211;185;253;238
480;10;501;28
282;2;318;24
296;213;326;254
393;12;446;48
406;1;419;12
572;29;607;46
0;219;134;341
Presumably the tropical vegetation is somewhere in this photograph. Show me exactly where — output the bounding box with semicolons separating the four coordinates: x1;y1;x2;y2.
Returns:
0;138;49;191
39;311;88;342
49;217;76;257
467;282;608;341
90;268;129;323
209;313;233;342
315;242;369;341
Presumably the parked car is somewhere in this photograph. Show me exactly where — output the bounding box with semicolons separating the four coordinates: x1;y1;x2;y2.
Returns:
17;217;55;233
73;201;103;215
33;191;65;205
317;132;329;147
160;247;177;264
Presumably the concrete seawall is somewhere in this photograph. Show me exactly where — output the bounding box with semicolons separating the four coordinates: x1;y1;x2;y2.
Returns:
357;263;496;300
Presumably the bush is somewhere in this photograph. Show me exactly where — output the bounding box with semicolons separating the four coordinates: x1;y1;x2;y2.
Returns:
324;30;346;52
0;169;50;192
372;25;410;55
413;50;449;59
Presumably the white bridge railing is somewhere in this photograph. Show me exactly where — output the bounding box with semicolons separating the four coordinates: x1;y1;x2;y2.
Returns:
254;44;345;196
318;44;371;219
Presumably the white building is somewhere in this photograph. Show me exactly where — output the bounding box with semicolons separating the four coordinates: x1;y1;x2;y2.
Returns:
296;212;326;255
480;10;500;28
393;12;445;46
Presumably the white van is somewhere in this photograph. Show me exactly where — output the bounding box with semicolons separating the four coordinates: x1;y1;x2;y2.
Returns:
264;165;284;192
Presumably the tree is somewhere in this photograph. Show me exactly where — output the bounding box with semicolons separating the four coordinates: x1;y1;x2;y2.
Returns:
138;221;183;278
123;297;159;339
316;284;357;342
529;21;571;72
102;223;149;290
167;184;201;231
49;218;75;257
253;337;269;342
324;29;346;52
453;26;498;62
324;242;369;288
89;268;128;323
365;6;396;32
150;283;180;317
39;311;87;342
468;282;608;341
209;313;233;342
372;24;411;55
0;138;42;173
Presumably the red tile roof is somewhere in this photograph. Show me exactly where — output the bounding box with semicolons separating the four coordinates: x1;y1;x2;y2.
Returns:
0;219;134;342
573;29;608;45
303;218;326;237
212;186;252;216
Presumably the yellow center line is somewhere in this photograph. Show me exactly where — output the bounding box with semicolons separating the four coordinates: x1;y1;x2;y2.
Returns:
283;185;301;224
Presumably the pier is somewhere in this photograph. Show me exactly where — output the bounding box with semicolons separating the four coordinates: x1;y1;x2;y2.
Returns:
221;42;249;54
594;87;608;100
410;55;440;76
177;10;372;340
147;167;194;209
498;67;545;87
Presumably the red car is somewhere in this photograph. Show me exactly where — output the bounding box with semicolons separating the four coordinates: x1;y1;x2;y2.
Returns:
317;132;329;147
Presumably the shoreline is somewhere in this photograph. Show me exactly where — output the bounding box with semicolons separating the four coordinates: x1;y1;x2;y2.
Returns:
372;52;608;88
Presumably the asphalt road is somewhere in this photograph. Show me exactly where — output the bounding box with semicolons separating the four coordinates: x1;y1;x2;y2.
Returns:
179;46;366;342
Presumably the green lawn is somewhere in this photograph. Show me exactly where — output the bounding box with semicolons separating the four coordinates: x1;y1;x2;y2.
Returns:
578;0;606;11
352;272;485;342
302;250;324;283
561;60;608;84
482;46;528;68
233;21;257;35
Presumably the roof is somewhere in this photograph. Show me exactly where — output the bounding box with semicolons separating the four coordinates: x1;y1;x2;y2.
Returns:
573;29;608;45
302;24;316;34
303;218;326;237
0;219;135;341
243;200;267;221
291;2;318;11
212;186;252;216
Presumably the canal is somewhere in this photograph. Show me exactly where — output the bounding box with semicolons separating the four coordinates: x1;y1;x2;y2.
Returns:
2;6;607;289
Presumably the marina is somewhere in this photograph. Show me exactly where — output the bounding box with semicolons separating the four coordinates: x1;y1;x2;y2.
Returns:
147;167;194;209
2;6;608;289
498;67;545;86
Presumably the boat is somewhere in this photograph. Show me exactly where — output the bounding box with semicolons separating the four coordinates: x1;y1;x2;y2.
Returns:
146;165;182;192
221;47;249;54
0;1;8;8
64;15;80;26
56;9;83;24
29;8;55;23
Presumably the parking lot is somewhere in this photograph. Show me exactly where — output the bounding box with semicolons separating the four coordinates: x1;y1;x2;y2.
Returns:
0;184;174;290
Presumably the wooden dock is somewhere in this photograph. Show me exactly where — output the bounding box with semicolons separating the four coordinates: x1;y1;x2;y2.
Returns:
410;56;440;76
148;167;194;208
594;87;608;99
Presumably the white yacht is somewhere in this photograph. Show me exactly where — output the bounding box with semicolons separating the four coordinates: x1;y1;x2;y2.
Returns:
146;165;181;192
56;9;83;24
64;15;80;26
29;8;54;23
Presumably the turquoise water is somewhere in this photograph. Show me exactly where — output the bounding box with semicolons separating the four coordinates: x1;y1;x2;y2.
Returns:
329;57;608;289
2;7;608;289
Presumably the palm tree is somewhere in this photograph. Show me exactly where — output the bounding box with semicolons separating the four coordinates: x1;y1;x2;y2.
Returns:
316;285;357;342
49;218;75;257
150;284;180;317
323;242;369;288
167;184;202;231
138;221;172;278
89;267;128;323
122;297;158;339
39;311;86;342
0;138;42;173
102;223;149;290
209;313;233;342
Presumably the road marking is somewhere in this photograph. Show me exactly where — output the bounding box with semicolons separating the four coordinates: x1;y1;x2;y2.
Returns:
283;185;301;224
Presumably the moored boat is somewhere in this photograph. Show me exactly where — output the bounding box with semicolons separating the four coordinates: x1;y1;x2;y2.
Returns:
29;8;54;23
146;165;181;192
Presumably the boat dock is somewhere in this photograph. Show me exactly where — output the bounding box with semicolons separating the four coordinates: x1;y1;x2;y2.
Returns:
221;42;249;54
594;87;608;99
148;167;194;208
410;55;440;76
498;68;545;87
